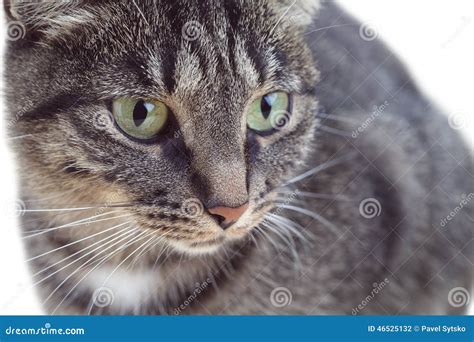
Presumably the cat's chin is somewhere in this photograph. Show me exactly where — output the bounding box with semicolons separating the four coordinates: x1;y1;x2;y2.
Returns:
166;238;226;256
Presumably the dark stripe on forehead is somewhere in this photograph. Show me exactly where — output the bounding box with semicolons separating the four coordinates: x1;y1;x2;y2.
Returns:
222;0;242;75
158;2;186;93
245;37;266;85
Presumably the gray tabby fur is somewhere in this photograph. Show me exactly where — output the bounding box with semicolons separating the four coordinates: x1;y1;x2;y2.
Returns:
3;0;473;315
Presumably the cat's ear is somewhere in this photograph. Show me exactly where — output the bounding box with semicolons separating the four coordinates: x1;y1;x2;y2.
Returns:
271;0;321;28
3;0;85;41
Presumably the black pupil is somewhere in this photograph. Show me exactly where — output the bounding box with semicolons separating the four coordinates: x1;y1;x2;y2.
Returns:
260;96;273;119
133;100;149;127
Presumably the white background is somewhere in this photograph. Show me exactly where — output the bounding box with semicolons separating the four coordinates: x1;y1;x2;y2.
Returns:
0;0;472;315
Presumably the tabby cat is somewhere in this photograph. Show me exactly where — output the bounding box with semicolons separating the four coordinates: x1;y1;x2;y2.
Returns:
4;0;473;315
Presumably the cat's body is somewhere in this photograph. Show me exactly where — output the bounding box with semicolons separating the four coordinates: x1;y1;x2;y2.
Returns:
4;0;472;315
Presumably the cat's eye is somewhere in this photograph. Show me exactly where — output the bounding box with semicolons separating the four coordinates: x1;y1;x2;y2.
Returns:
246;92;291;133
112;97;170;141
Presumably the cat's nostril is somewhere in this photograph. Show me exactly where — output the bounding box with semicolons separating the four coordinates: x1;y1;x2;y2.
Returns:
208;203;249;230
210;213;227;226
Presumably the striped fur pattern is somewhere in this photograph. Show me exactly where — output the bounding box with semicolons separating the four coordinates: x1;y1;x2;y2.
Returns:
4;0;472;315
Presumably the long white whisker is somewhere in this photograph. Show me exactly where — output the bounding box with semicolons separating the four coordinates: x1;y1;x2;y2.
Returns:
22;207;110;213
255;226;281;252
261;221;294;247
101;232;157;286
33;226;137;286
277;204;340;235
23;211;128;238
126;230;174;271
283;153;357;186
27;221;132;262
45;229;146;309
264;217;304;273
265;213;308;242
32;225;134;278
278;190;354;202
305;23;356;36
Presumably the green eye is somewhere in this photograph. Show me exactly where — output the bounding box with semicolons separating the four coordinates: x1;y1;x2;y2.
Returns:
247;92;291;132
112;97;169;140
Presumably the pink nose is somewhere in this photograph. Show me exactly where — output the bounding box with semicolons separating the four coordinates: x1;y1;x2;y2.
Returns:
208;203;249;229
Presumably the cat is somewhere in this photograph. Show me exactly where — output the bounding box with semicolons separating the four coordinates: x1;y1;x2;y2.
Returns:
3;0;472;315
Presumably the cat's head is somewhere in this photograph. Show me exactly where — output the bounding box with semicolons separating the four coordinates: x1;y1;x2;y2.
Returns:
5;0;320;255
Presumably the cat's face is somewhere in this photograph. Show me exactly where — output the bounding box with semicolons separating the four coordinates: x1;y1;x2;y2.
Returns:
6;0;320;255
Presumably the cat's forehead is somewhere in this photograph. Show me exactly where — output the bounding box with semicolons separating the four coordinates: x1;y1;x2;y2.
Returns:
57;0;318;102
11;0;318;105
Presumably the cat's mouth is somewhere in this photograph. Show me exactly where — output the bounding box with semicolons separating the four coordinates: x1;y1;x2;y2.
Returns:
138;200;273;256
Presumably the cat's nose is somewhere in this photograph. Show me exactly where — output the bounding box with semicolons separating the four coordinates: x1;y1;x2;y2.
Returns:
208;203;249;230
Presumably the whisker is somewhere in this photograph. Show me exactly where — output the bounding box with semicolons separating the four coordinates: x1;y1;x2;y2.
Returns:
127;230;173;271
277;204;340;235
278;190;355;202
46;229;147;310
269;0;297;35
22;211;130;238
101;231;157;286
31;225;135;278
317;124;354;138
33;226;137;285
265;213;308;242
305;23;356;36
255;226;282;252
263;217;304;273
27;221;132;262
283;153;357;186
317;113;360;124
8;134;35;140
261;221;294;247
21;203;135;213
